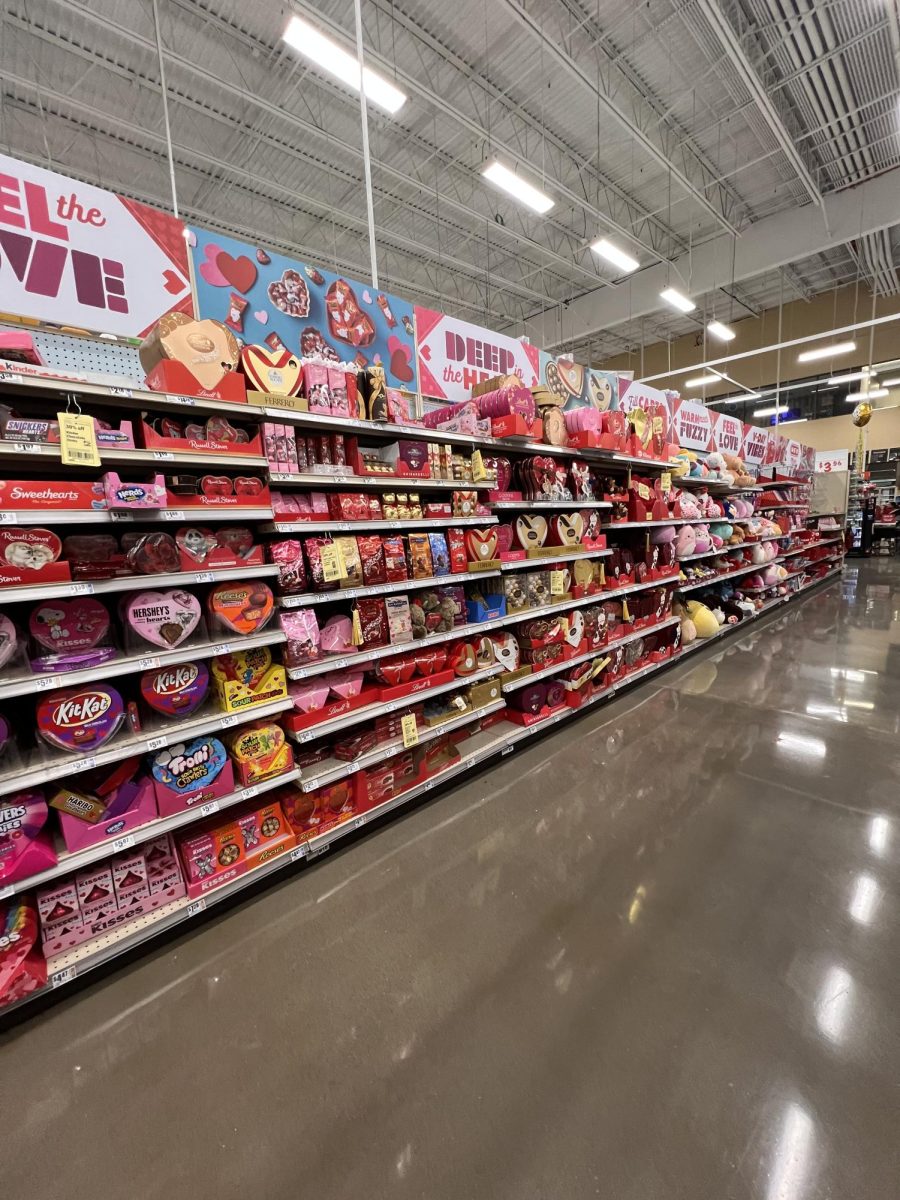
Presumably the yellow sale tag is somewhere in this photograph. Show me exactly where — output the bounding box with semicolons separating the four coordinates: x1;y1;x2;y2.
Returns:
57;412;100;467
401;713;419;747
637;482;651;500
652;415;664;435
550;569;566;595
660;471;672;492
320;542;346;582
471;449;488;482
622;598;632;623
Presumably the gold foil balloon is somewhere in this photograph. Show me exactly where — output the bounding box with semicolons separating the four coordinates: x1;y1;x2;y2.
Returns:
852;401;872;427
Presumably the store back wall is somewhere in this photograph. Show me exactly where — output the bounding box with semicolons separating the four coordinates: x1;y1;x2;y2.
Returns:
789;401;900;454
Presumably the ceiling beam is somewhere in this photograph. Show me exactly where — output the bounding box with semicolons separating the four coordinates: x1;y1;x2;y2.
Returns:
522;167;900;349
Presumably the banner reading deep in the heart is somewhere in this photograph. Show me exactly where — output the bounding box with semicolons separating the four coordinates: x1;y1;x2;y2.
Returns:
191;229;417;391
0;152;193;337
416;307;539;402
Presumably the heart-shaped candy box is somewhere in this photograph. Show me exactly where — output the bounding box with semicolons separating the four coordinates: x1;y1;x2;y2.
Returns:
37;685;125;752
207;581;274;636
29;598;110;654
125;589;201;649
140;661;210;717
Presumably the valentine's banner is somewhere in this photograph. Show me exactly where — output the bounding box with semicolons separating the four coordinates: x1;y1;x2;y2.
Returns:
671;397;713;452
535;351;619;411
416;307;539;402
741;423;769;466
618;379;670;434
0;153;193;338
780;437;804;474
191;228;417;391
710;410;744;456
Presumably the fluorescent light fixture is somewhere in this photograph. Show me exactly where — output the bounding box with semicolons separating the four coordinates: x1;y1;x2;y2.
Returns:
660;286;695;313
685;373;721;388
590;238;639;273
846;388;888;400
880;377;900;387
481;160;554;214
707;320;736;341
797;340;856;362
827;371;872;385
722;392;761;404
753;404;786;417
282;15;407;113
780;418;807;425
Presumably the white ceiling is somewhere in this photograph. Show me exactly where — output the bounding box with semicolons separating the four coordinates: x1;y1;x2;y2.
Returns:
1;0;899;362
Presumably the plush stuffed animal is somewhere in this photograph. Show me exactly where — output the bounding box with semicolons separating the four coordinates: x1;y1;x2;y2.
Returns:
673;489;702;519
693;524;712;554
707;452;734;486
723;453;754;486
650;524;676;544
675;525;697;557
751;542;767;564
710;521;732;545
673;600;697;644
671;449;692;478
685;599;720;638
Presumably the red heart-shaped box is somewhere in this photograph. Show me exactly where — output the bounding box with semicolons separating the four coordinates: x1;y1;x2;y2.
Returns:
200;475;231;498
234;477;264;497
240;345;303;397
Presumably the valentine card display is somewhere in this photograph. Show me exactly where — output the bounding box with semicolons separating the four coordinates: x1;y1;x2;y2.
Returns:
0;151;192;337
416;307;539;403
191;227;417;390
37;684;125;752
125;589;202;649
536;351;619;412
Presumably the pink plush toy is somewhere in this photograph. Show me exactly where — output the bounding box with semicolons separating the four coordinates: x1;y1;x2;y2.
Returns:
650;524;676;544
675;491;702;519
675;525;697;557
693;524;711;554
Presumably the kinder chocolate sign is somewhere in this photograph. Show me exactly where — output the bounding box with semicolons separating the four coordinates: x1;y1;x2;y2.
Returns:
0;152;193;336
710;411;744;456
415;307;539;402
671;397;713;452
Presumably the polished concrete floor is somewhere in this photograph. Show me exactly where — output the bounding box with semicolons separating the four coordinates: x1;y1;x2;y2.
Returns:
3;561;899;1200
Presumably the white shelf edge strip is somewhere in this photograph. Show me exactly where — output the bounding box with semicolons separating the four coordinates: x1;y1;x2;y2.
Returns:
0;564;280;606
279;571;499;607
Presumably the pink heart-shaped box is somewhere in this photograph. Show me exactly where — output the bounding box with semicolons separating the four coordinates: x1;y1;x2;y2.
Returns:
29;598;110;654
329;671;364;699
125;589;202;649
288;681;330;713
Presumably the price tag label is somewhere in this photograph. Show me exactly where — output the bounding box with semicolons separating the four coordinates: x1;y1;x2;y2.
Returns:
35;676;57;691
660;471;672;492
353;816;367;830
111;834;135;853
320;542;346;583
110;387;133;398
160;509;185;522
67;581;94;595
401;713;419;747
137;656;161;670
57;411;100;467
290;844;309;862
110;511;134;523
240;786;258;802
199;800;220;818
0;512;18;525
187;899;206;917
501;745;514;756
0;370;24;384
82;757;97;771
636;481;651;501
211;643;229;656
152;450;175;461
335;521;351;532
194;571;215;584
165;393;197;406
550;570;566;596
219;714;238;728
50;967;76;988
13;442;41;454
146;735;168;752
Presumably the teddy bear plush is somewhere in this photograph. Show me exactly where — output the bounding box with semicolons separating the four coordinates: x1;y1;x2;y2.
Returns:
723;453;754;487
706;452;734;486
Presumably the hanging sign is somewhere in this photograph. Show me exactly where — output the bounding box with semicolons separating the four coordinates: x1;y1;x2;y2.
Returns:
710;411;743;456
618;380;671;437
0;152;193;337
742;423;769;466
191;228;417;391
815;449;848;473
57;412;100;467
415;307;538;402
671;397;713;452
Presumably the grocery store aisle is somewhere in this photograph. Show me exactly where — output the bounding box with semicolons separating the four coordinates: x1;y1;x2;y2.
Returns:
3;562;899;1200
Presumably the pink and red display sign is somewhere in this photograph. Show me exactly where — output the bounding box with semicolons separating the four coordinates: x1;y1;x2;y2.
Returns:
671;397;713;452
741;423;770;466
415;307;539;402
618;381;672;437
0;152;193;337
709;411;743;456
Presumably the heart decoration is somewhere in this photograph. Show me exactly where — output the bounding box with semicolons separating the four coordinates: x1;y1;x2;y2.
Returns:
490;633;520;672
140;661;209;717
216;527;255;557
325;279;375;347
573;559;594;590
389;348;414;384
448;642;478;675
514;514;548;549
464;528;499;562
289;681;330;713
216;251;257;294
207;581;274;636
240;345;303;397
565;611;585;649
268;269;310;318
475;636;495;667
253;310;268;325
125;590;202;649
198;243;229;287
329;671;364;699
413;646;447;676
0;527;62;571
234;477;264;497
163;269;184;296
377;656;417;686
139;313;240;391
29;598;110;654
37;685;125;752
549;513;584;547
